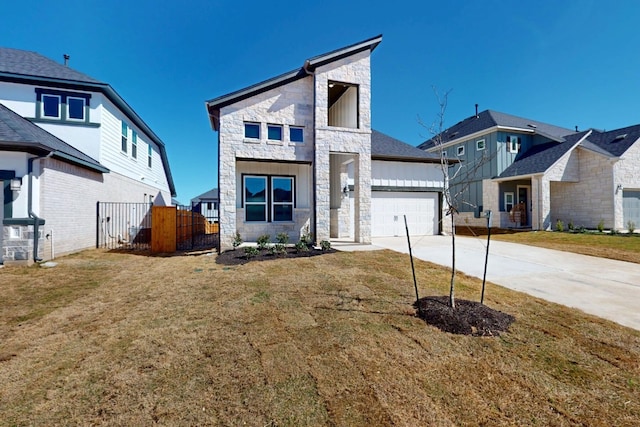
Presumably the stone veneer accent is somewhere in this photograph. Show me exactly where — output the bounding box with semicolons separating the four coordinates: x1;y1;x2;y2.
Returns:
217;49;374;250
2;223;43;265
550;148;614;229
314;51;372;244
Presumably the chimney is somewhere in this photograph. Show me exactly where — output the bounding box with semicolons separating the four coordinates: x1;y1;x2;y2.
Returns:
63;54;70;66
475;103;479;118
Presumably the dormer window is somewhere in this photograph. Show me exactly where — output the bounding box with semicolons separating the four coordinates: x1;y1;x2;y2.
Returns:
35;88;91;124
328;81;359;129
42;94;61;118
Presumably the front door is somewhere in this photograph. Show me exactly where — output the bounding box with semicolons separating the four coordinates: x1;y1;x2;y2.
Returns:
517;185;531;227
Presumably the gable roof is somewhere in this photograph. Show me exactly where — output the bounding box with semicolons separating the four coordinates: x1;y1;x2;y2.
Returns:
371;130;441;163
0;103;109;173
191;188;219;203
0;48;102;84
205;35;383;131
498;131;590;179
584;124;640;157
0;47;176;196
418;109;575;150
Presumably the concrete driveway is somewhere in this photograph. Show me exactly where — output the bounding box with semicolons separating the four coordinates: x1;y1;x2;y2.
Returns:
368;235;640;331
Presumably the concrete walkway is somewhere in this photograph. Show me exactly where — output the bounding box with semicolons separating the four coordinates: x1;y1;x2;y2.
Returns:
336;235;640;331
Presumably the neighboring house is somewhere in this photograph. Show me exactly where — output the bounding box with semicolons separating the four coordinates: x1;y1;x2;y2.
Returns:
0;47;176;264
419;109;640;231
191;188;219;220
206;35;445;251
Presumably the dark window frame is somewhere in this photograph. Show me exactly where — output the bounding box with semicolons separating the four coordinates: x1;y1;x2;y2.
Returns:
242;173;296;223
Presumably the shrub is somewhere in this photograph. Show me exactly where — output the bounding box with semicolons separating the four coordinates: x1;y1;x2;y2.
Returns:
576;225;586;233
276;232;289;245
320;240;331;252
568;220;574;231
244;246;259;258
257;234;271;250
300;226;313;247
628;221;636;234
274;243;287;255
295;240;309;253
232;231;243;249
597;220;605;233
610;228;619;235
555;219;564;232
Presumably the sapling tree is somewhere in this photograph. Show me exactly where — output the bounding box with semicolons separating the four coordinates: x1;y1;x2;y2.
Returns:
421;88;494;309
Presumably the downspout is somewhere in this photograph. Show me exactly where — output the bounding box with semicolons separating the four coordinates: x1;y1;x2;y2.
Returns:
303;61;318;244
28;153;52;262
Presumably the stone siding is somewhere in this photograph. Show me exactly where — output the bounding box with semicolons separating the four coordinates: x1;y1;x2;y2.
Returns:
614;139;640;229
550;148;614;229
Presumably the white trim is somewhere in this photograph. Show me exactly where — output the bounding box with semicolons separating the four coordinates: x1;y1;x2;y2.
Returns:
289;125;304;144
456;145;465;156
41;94;61;119
504;192;514;212
66;96;86;121
267;123;283;141
243;122;261;140
476;139;486;151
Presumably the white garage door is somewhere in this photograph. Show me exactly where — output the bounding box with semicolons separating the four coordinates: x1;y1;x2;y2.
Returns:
371;191;439;237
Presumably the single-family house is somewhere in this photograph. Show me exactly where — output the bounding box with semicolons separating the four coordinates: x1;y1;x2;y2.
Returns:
419;109;640;231
0;47;176;264
206;35;445;251
191;188;219;220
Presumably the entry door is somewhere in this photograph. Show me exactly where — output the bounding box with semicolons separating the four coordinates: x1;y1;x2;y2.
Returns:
517;185;531;226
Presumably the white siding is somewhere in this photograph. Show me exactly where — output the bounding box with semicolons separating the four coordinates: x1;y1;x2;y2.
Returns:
372;160;443;188
98;95;170;195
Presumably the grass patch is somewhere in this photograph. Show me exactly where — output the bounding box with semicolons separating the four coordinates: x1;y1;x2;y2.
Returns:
0;248;638;425
492;231;640;263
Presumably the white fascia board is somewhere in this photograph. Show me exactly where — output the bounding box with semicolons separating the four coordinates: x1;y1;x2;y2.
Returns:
545;130;592;172
492;172;543;182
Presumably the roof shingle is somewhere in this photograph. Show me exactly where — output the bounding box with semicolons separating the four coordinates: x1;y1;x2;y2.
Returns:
0;47;102;84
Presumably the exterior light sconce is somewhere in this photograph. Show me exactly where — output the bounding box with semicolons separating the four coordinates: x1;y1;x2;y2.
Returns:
616;184;623;194
343;185;349;195
10;177;22;192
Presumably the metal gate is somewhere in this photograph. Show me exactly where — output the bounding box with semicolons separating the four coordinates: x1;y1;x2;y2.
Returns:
176;206;220;251
96;202;153;250
176;204;219;251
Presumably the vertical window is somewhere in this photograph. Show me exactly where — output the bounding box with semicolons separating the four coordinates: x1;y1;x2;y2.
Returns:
148;145;153;167
457;145;465;156
42;94;61;118
504;192;514;212
328;81;359;128
244;122;260;139
121;122;128;153
507;135;521;153
67;96;85;121
207;202;212;210
267;124;283;141
244;176;267;221
289;126;304;143
132;131;138;159
272;177;293;221
476;139;486;151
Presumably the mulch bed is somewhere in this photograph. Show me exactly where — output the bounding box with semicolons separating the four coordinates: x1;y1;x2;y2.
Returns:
414;296;515;336
216;247;337;265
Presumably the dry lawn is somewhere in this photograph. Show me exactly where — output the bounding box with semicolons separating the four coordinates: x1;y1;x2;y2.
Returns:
1;248;639;426
492;231;640;264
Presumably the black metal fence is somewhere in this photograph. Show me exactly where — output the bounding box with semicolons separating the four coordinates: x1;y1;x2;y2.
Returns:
176;204;219;252
96;202;152;250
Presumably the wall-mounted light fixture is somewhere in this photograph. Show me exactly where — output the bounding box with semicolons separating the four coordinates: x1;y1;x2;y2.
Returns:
616;184;623;194
343;185;349;195
10;177;22;192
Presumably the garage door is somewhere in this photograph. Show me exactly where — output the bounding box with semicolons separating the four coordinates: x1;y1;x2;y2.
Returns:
371;191;439;237
623;190;640;227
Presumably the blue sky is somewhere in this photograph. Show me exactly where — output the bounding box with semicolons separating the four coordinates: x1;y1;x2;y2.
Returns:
3;0;640;202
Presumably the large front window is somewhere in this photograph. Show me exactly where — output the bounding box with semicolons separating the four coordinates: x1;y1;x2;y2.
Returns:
272;177;293;221
244;176;267;222
243;175;294;222
35;88;90;123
